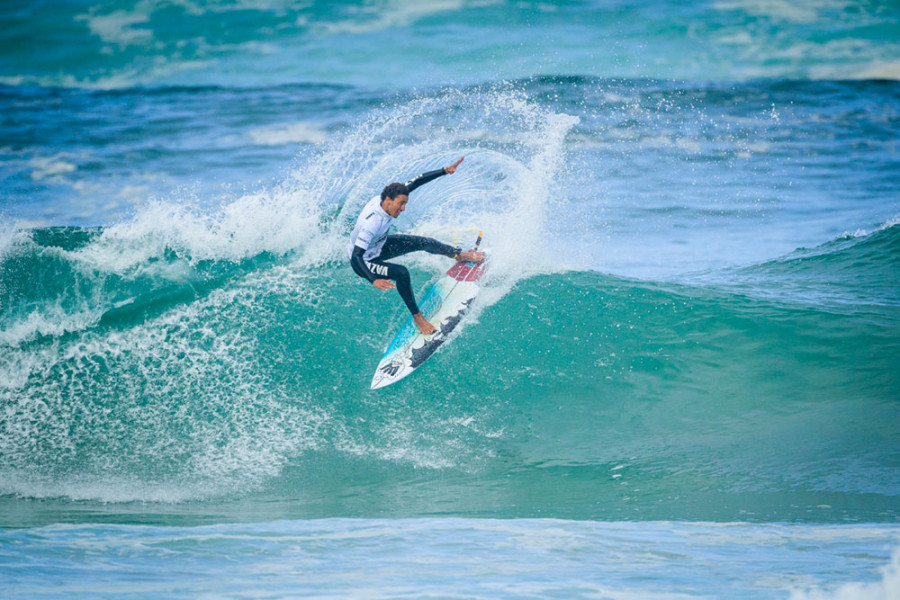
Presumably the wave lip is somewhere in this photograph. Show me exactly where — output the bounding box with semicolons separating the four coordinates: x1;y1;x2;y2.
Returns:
693;218;900;308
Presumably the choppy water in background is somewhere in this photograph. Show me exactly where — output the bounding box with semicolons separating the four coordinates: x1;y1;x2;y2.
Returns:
1;1;899;598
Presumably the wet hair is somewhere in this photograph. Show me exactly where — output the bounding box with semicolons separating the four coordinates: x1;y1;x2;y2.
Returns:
381;182;409;202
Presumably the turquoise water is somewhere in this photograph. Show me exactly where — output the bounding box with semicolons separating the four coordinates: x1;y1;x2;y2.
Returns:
2;1;900;598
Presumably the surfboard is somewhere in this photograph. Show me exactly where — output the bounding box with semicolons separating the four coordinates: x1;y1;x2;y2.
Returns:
370;236;487;389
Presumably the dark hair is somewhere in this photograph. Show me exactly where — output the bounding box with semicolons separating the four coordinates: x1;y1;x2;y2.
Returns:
381;182;409;202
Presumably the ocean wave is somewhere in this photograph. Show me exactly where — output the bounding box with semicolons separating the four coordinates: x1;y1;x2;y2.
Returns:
1;80;896;515
3;0;899;89
2;254;897;512
693;218;900;307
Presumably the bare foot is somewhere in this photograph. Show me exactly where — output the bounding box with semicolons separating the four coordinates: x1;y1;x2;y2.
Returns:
413;313;437;335
458;250;485;263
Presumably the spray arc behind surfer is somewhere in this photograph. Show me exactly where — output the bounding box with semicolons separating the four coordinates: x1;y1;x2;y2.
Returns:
348;157;485;335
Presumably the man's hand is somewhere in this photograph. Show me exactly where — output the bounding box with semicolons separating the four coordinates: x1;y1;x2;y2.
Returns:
373;279;395;290
444;156;464;174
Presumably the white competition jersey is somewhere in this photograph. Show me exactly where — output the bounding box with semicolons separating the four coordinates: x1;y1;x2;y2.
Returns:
348;195;393;260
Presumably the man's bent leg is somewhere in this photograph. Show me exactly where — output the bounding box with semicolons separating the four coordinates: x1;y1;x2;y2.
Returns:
353;257;435;334
387;263;437;334
365;260;435;331
381;262;418;316
378;235;460;261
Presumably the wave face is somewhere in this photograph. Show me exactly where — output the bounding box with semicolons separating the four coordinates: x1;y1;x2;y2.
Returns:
2;0;900;89
2;205;898;522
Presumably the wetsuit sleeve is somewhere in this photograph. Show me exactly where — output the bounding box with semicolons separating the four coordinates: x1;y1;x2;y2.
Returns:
404;168;447;194
350;246;378;283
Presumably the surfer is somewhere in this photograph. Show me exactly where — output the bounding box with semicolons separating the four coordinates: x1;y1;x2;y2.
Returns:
349;156;485;335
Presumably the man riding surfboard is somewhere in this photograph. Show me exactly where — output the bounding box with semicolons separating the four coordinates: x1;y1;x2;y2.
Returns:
348;156;485;335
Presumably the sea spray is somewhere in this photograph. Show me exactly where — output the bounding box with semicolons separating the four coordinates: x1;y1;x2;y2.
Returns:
0;86;582;502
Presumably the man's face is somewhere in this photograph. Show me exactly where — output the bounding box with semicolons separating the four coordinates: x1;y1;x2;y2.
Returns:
382;194;409;218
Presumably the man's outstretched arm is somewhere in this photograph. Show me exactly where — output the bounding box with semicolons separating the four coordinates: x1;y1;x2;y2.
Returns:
404;156;464;194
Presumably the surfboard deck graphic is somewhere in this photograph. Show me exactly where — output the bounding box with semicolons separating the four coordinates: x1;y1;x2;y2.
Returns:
371;247;487;389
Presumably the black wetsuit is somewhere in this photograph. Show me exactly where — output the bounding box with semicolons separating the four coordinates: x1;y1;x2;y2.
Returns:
348;169;460;315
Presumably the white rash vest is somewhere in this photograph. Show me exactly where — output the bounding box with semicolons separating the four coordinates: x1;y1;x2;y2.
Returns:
348;195;392;261
347;167;448;261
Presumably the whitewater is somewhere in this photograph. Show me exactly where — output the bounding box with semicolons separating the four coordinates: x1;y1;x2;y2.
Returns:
2;1;899;598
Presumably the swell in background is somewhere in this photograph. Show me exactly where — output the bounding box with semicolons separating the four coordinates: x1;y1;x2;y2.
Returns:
3;0;899;89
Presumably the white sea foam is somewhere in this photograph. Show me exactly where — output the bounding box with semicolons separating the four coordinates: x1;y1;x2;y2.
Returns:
0;75;25;86
857;60;900;80
840;216;900;239
0;306;101;348
713;0;852;24
248;122;329;146
0;57;213;90
28;154;78;181
790;548;900;600
320;0;479;34
0;219;26;261
0;280;331;502
74;183;324;272
75;7;154;47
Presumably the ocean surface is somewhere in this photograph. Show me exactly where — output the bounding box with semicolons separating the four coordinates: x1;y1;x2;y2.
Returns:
2;1;899;598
